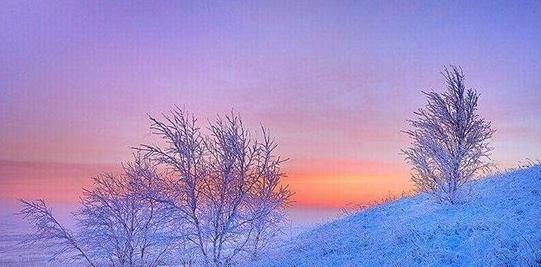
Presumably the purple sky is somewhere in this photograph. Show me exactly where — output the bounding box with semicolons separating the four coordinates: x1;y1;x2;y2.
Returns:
1;1;540;207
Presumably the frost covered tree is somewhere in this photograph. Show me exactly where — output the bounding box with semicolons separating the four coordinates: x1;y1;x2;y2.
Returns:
136;108;292;266
19;154;176;266
402;66;494;204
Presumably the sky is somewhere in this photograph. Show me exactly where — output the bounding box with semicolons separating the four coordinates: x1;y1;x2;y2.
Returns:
1;1;540;211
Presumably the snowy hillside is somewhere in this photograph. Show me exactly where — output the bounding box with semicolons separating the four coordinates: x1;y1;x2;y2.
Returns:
252;165;541;266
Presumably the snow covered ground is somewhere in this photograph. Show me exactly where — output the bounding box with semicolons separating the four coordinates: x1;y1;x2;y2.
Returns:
0;208;52;266
2;165;540;266
251;165;541;266
0;202;339;266
0;202;80;266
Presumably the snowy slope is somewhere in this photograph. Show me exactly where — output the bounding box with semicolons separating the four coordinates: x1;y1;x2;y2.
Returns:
252;165;541;266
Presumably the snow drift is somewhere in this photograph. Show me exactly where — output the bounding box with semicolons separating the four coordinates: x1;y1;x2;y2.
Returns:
252;165;541;266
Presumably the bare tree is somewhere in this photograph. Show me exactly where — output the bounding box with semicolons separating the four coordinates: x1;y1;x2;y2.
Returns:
402;66;494;204
19;199;96;266
19;109;292;266
137;108;293;266
19;154;175;266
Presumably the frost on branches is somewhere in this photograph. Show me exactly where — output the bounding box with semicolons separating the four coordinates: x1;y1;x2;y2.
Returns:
135;108;293;266
402;66;494;204
19;108;292;267
19;154;175;266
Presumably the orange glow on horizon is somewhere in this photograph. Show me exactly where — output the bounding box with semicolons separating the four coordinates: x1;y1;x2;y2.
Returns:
0;159;412;209
284;174;412;208
283;158;412;208
0;160;119;204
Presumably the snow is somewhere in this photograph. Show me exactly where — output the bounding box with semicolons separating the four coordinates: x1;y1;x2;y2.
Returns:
250;165;541;266
2;165;540;266
0;202;78;267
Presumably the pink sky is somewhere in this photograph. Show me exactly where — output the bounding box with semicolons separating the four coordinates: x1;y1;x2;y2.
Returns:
1;1;540;208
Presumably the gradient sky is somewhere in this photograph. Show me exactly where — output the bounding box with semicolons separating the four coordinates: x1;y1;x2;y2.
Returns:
1;1;540;209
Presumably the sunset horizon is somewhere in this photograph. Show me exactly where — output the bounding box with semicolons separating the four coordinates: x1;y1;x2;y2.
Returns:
1;1;540;266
